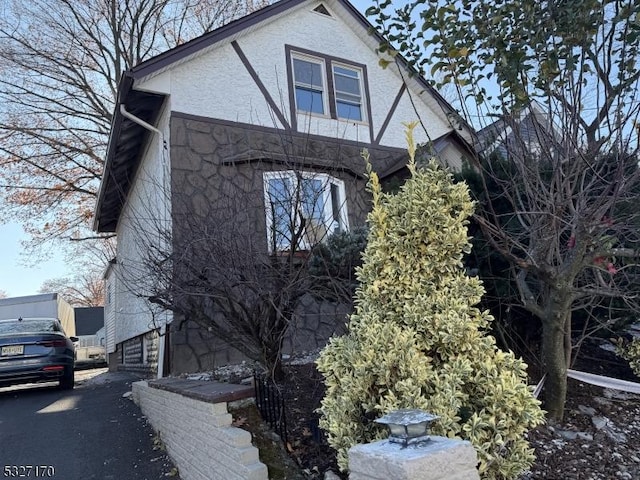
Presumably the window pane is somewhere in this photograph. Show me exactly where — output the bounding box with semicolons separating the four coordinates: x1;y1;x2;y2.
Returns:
264;172;348;251
301;178;327;245
333;65;362;120
301;178;325;222
334;73;360;96
333;66;358;78
330;183;342;233
336;91;361;103
336;101;362;121
293;58;323;89
267;177;293;249
296;87;324;114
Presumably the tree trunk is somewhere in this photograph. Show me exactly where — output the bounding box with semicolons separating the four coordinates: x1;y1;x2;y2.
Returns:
541;293;571;422
263;343;285;381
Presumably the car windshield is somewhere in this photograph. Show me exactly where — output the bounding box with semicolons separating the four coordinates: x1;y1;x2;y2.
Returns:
0;319;60;335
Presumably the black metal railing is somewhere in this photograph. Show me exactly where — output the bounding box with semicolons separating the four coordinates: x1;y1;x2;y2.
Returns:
253;372;288;444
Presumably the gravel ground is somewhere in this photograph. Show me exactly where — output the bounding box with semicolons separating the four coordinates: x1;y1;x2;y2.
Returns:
522;380;640;480
190;346;640;480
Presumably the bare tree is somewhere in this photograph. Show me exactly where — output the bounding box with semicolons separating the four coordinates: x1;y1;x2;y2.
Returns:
370;0;640;420
39;272;105;307
0;289;7;299
0;0;266;251
110;119;375;379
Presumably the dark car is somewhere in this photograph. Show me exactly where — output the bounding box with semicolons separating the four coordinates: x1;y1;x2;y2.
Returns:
0;317;77;390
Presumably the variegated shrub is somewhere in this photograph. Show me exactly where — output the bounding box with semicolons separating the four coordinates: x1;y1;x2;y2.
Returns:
316;124;544;479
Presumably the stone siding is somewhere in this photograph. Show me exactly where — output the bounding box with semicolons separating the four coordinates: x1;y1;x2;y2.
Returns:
116;330;160;375
167;115;403;374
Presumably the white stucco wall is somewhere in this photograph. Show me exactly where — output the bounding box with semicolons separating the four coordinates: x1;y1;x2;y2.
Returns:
114;105;173;345
134;0;457;149
115;0;468;346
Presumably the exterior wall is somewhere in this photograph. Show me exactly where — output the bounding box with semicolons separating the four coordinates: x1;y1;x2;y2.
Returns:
56;296;76;336
135;0;455;149
107;344;123;372
104;263;117;354
438;143;468;172
170;294;350;374
133;381;267;480
114;330;160;375
114;104;173;346
112;0;468;374
168;114;401;374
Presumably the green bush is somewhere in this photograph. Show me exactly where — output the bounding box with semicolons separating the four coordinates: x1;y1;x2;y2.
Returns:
308;226;368;304
615;337;640;377
316;124;544;479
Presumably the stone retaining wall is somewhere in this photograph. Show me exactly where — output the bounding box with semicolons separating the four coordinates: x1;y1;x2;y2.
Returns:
132;380;267;480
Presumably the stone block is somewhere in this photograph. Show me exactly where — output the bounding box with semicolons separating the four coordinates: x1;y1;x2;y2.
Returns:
348;437;479;480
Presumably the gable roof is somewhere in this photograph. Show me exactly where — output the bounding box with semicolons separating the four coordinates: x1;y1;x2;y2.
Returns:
476;102;560;160
94;0;472;232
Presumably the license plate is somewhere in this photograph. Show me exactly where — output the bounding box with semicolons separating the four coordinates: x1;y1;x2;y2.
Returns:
1;345;24;356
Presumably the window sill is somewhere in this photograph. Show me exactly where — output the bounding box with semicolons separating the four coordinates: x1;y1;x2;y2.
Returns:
296;111;369;126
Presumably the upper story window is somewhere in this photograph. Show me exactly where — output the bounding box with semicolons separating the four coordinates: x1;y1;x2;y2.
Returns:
263;171;348;252
288;46;368;124
332;64;363;121
293;56;326;115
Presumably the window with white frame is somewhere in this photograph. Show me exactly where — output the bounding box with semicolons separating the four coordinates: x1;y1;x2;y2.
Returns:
332;64;363;121
292;56;326;115
263;171;348;251
289;50;367;123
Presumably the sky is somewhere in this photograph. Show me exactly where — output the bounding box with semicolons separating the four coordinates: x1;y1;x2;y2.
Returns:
0;221;70;298
0;0;378;300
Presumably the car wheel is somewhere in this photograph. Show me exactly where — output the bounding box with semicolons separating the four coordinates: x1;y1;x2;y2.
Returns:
59;367;74;390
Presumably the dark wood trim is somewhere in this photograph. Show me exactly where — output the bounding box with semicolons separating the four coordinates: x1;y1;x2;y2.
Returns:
326;58;337;120
362;65;374;142
284;44;372;135
232;41;290;131
130;0;308;79
374;83;406;146
284;44;298;132
171;111;405;154
220;157;365;179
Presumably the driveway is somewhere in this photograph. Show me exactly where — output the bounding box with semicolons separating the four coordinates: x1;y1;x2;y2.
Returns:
0;368;179;479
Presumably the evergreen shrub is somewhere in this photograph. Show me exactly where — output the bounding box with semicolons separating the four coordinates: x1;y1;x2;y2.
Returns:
316;124;544;479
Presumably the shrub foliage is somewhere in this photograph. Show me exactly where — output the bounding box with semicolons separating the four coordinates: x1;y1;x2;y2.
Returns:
615;338;640;378
316;125;544;479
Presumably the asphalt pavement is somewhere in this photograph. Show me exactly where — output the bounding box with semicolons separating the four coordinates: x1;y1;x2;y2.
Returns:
0;369;179;480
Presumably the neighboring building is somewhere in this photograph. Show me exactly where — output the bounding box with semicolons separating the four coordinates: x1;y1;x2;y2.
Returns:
74;307;106;365
93;0;474;375
0;293;76;337
476;101;560;162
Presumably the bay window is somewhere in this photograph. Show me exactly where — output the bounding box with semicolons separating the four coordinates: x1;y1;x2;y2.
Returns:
263;171;348;251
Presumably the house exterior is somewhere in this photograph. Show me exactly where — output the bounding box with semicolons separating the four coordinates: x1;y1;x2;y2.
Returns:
476;101;560;162
93;0;474;375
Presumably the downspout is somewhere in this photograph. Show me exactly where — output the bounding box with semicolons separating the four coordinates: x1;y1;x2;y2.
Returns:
119;104;169;380
120;104;162;136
